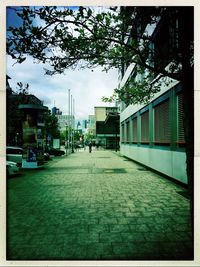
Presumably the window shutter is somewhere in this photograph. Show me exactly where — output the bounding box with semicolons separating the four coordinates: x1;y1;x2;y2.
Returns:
126;121;130;142
132;118;137;142
121;124;124;142
154;100;170;144
141;111;149;143
178;93;185;143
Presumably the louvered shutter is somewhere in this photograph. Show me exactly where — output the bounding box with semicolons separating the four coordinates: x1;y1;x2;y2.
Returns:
121;124;124;142
132;118;137;143
126;121;130;142
154;100;170;144
141;111;149;143
178;93;185;143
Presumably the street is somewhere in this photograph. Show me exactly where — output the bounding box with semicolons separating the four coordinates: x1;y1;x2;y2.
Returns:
7;148;193;260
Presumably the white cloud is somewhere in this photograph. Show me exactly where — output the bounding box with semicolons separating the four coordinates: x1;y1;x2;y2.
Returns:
7;55;119;120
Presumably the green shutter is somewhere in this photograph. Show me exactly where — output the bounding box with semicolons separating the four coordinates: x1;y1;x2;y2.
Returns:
154;100;170;144
132;118;137;142
178;93;185;143
141;111;149;143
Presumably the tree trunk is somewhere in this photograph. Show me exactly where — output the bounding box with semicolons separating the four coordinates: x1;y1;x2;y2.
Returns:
179;7;194;222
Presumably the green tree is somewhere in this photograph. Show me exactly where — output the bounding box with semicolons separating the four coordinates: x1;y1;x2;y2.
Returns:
6;6;193;200
74;130;81;142
43;111;60;147
7;82;30;145
84;132;95;143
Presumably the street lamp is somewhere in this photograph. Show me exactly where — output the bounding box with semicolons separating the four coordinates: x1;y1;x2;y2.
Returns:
65;123;68;155
68;89;70;155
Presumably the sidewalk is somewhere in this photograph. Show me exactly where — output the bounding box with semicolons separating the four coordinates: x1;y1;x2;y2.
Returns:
7;148;193;260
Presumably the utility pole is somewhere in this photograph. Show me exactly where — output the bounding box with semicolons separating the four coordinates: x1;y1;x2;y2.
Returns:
72;99;75;152
71;94;74;153
68;89;70;155
65;123;67;155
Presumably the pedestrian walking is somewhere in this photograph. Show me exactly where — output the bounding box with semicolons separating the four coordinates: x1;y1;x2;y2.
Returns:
88;142;92;153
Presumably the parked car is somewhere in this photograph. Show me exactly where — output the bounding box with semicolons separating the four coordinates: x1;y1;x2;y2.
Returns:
77;144;84;148
6;146;23;166
43;152;51;161
45;148;65;156
6;161;20;176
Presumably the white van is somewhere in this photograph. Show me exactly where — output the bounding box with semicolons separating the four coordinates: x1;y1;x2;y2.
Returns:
6;146;23;166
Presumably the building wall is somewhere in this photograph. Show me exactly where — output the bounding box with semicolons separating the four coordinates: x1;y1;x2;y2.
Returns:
95;106;119;149
120;82;187;184
95;107;118;122
121;145;187;184
95;107;107;121
118;7;192;185
88;115;96;136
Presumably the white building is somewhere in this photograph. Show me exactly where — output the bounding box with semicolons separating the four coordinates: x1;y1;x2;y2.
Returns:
119;7;192;185
56;114;75;132
88;115;96;136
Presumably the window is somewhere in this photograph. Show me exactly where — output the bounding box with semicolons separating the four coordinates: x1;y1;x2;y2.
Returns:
126;121;130;142
6;147;23;155
132;118;137;143
177;93;185;145
154;99;170;145
141;111;149;143
121;124;125;142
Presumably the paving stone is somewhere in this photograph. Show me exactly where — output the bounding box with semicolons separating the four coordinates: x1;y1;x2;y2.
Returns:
62;224;89;234
62;244;87;259
137;217;156;224
129;223;150;232
148;223;174;233
99;232;122;243
144;232;168;242
99;217;118;224
165;232;192;242
117;217;138;224
109;224;130;233
133;241;165;260
89;224;109;233
121;232;146;242
112;242;138;256
77;233;99;244
158;241;193;260
7;149;193;260
58;233;79;244
86;243;113;258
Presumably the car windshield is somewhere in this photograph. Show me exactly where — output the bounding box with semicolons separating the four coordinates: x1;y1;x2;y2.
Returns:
7;148;22;154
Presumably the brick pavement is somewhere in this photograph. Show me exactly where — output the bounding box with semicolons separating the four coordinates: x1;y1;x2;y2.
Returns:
7;148;193;260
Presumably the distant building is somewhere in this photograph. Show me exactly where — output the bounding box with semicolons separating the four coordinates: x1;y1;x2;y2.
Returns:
83;119;88;129
94;106;119;122
94;106;120;149
56;114;75;132
77;121;81;129
7;77;47;147
52;106;62;115
88;115;96;136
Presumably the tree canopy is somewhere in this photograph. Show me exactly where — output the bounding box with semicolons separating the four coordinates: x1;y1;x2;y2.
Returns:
7;6;191;104
43;111;60;140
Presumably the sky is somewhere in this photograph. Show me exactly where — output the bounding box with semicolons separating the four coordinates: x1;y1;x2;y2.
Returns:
6;6;119;121
7;56;119;120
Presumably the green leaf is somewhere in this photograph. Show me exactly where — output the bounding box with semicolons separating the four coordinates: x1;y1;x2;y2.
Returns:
87;8;92;17
18;57;26;63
